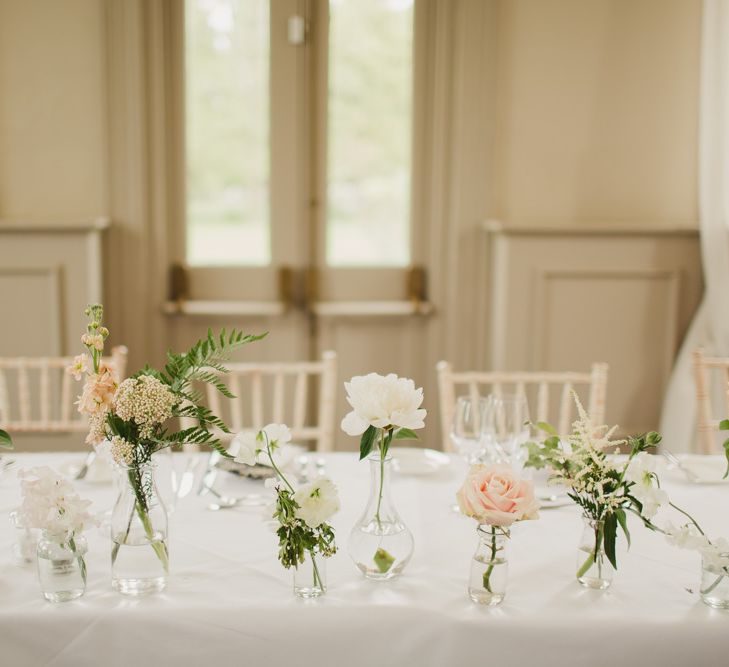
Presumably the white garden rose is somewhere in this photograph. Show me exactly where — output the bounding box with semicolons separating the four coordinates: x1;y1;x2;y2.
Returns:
293;477;340;528
340;373;426;436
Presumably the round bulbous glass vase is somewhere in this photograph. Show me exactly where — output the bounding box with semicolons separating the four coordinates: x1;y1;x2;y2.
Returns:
36;531;87;603
111;461;169;596
576;516;614;590
468;524;509;606
293;550;327;598
348;454;414;580
700;554;729;609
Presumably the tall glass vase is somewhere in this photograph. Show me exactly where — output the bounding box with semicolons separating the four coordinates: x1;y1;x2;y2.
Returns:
348;454;414;580
111;461;169;596
575;516;614;590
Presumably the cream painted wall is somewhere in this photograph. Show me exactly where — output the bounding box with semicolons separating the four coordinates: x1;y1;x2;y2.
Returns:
0;0;106;221
492;0;701;224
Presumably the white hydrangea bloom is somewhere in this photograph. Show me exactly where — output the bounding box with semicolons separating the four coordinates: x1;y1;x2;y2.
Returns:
340;373;426;436
293;477;340;528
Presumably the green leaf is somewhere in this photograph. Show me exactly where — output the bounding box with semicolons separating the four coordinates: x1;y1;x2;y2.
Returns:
723;438;729;479
393;427;419;441
536;421;557;436
0;429;12;449
603;513;618;570
359;425;378;460
719;419;729;431
543;436;560;450
374;547;395;573
615;508;630;549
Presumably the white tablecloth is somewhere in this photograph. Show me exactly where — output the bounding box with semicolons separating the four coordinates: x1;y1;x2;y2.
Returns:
1;452;728;667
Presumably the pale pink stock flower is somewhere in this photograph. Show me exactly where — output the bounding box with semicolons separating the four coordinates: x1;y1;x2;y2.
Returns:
457;464;540;527
81;333;104;351
66;354;90;381
77;367;117;415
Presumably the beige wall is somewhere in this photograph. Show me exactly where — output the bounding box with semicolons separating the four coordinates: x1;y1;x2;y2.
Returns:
0;0;106;221
492;0;701;225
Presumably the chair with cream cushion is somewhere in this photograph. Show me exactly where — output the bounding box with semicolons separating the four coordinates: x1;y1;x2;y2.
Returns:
691;347;729;454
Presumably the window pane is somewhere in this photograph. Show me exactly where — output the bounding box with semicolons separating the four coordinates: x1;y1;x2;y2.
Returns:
326;0;414;267
185;0;269;266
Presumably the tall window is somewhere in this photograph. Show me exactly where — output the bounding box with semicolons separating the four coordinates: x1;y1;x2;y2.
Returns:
185;0;270;266
326;0;414;266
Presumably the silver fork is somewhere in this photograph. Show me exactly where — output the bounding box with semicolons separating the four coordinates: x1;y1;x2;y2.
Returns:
662;450;701;483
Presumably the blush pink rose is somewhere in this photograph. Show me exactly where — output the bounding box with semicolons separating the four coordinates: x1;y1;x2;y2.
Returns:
456;464;539;527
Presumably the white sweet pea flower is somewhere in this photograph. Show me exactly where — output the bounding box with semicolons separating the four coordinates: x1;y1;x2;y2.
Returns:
262;423;292;448
340;373;427;436
663;521;709;551
232;431;260;466
293;477;340;528
625;452;668;519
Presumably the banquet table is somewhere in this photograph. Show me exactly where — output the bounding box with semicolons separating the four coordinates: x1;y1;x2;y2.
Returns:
1;452;728;667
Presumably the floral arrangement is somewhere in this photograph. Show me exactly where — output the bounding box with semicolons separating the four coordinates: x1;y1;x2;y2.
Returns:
457;464;539;592
526;392;729;594
524;393;663;578
237;423;339;593
19;466;96;583
71;303;263;574
341;372;426;574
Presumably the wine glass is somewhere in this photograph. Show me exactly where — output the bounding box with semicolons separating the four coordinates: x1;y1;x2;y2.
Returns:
484;394;531;469
450;395;493;465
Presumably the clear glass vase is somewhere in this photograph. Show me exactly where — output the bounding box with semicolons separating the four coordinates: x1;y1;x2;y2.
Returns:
700;553;729;609
36;531;87;602
576;516;614;589
348;454;414;580
10;509;39;566
468;524;509;605
293;550;327;598
111;461;169;596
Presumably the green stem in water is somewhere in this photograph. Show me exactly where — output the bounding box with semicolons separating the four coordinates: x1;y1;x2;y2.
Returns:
374;430;387;527
576;522;604;580
701;573;725;596
482;526;497;592
68;535;86;586
310;550;324;591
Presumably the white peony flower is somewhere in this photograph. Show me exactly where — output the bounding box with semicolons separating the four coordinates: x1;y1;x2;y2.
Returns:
232;431;260;466
293;477;340;527
625;452;668;519
340;373;426;436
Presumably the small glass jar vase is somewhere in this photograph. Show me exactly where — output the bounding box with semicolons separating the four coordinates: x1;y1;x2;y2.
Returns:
111;461;169;596
9;509;39;566
700;553;729;609
348;454;414;580
36;531;87;602
468;524;509;605
293;550;327;598
576;516;614;590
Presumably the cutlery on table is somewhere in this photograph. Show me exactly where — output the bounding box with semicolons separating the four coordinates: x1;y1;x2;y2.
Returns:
74;451;96;481
661;450;701;483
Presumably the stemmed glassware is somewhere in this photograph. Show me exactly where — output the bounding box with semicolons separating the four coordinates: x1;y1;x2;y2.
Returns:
482;394;531;469
450;396;493;465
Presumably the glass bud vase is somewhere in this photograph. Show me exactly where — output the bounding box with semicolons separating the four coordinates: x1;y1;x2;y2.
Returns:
293;550;327;598
10;509;39;566
700;553;729;609
111;462;169;596
576;516;614;590
36;531;87;602
348;454;414;580
468;525;509;605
